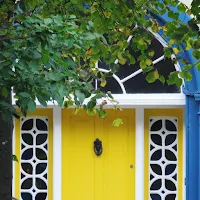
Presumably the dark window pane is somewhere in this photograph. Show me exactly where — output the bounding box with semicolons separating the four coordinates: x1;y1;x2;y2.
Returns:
150;179;162;190
96;35;180;94
165;120;177;131
151;134;162;145
150;145;155;150
124;69;179;93
165;164;176;175
22;119;33;131
35;193;47;200
172;145;177;151
150;194;162;200
150;194;161;200
36;178;47;189
44;173;47;179
150;174;154;180
44;144;48;150
21;192;32;200
21;149;33;160
36;134;48;145
22;134;33;145
151;150;162;161
149;38;164;60
151;164;162;175
21;178;33;189
165;134;177;145
22;163;33;174
36;163;47;174
97;77;122;93
172;174;177;181
151;120;162;131
36;148;47;160
165;150;177;161
165;180;176;191
36;119;47;131
21;173;25;179
166;194;176;200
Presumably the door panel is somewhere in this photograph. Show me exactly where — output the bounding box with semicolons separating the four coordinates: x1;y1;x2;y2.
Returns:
62;109;135;200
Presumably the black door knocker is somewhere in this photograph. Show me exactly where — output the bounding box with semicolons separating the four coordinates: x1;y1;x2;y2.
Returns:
94;138;103;156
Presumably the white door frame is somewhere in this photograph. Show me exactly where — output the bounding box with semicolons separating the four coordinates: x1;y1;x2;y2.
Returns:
12;93;186;200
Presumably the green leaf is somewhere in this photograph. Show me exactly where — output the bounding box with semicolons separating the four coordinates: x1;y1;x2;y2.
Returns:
152;70;159;80
28;100;36;113
183;64;192;71
70;0;78;4
145;59;152;66
168;11;179;20
159;75;165;84
184;72;192;81
143;66;153;73
87;108;96;116
84;33;96;40
140;60;147;69
113;118;123;127
87;100;96;110
1;87;8;98
44;18;53;25
107;91;114;99
19;92;31;98
146;72;155;83
97;108;107;118
12;154;19;162
178;3;187;13
186;41;191;50
167;72;183;88
196;62;200;71
37;96;47;107
75;90;85;104
117;53;126;65
100;79;107;87
64;100;74;108
192;50;200;60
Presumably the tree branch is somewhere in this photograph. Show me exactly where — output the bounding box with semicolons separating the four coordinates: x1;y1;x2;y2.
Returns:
0;35;30;41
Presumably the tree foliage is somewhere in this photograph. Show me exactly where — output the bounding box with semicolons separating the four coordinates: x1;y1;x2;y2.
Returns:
0;0;200;117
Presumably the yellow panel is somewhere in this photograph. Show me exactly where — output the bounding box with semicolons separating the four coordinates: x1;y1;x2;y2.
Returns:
14;108;53;200
62;109;135;200
144;109;183;200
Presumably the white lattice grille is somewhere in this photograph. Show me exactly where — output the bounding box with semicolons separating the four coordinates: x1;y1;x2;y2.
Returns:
149;117;178;200
20;117;49;200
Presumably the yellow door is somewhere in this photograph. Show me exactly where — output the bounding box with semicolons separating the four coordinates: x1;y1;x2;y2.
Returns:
62;109;135;200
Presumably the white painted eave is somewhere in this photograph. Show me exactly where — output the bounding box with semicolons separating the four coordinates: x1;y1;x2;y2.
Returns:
12;93;185;107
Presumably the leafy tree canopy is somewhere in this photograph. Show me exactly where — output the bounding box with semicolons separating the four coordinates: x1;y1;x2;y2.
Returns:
0;0;200;118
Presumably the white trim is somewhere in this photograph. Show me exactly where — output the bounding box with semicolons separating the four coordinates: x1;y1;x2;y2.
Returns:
135;108;144;200
12;94;186;107
147;28;168;47
106;94;186;106
53;108;62;200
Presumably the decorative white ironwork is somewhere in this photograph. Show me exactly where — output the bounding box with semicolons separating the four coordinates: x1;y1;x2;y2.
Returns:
20;117;49;200
149;117;178;200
